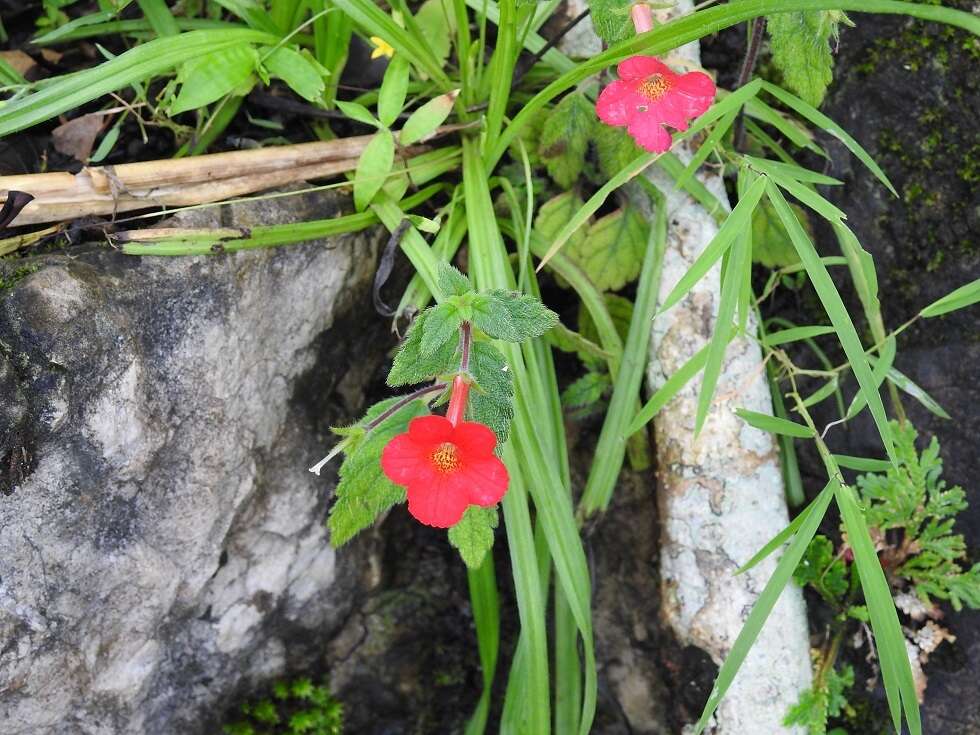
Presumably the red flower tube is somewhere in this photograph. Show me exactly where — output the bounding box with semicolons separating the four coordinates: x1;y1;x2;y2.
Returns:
595;56;716;153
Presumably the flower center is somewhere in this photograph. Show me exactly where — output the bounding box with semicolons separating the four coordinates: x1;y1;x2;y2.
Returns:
637;74;670;101
431;442;461;473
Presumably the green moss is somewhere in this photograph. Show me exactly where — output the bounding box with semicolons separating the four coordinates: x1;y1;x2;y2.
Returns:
223;678;343;735
0;262;40;292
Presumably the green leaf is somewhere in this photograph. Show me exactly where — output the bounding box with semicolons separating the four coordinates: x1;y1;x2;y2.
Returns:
919;277;980;318
262;46;325;102
354;129;395;212
736;483;830;574
437;262;473;297
400;90;458;145
627;344;709;435
883;365;950;420
566;206;648;292
766;11;843;108
832;454;892;472
534;192;588;274
449;505;499;568
767;183;896;464
761;81;897;197
472;291;559;343
587;0;634;44
595;125;643;182
538;92;596;189
336;100;380;128
467;340;514;444
378;55;410;128
328;397;429;546
561;372;610;410
764;325;836;346
415;0;455;67
388;310;459;386
752;190;814;268
736;408;815;438
835;481;921;734
421;302;463;357
579;293;632;347
693;480;836;734
660;174;768;313
171;43;257;115
793;534;848;601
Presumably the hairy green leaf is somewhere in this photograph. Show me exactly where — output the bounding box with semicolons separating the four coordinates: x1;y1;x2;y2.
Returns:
566;206;648;292
767;11;845;107
388;310;459;386
449;505;499;568
538;92;596;189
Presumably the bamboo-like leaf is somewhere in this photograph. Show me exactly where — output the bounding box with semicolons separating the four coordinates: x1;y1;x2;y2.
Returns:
659;174;768;314
882;364;951;420
627;344;709;435
464;557;500;735
761;80;897;197
919;277;980;318
137;0;180;36
834;480;921;734
764;324;836;346
767;183;896;464
674;107;739;191
0;29;277;136
736;408;815;438
832;454;891;472
693;480;836;734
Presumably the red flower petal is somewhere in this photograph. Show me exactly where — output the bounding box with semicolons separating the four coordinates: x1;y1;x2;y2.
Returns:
595;81;637;126
407;414;455;443
460;456;510;507
673;71;716;117
453;421;498;456
627;114;673;153
406;474;472;528
617;55;672;82
381;433;436;485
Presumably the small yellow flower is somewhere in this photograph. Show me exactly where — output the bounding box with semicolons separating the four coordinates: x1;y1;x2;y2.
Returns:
370;36;395;60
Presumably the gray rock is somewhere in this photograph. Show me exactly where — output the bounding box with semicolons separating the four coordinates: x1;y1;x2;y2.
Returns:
0;190;386;734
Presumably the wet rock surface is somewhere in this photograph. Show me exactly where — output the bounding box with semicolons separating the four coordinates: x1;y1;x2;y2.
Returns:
0;190;391;734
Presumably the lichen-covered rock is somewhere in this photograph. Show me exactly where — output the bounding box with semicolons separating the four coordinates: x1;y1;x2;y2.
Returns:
0;190;385;734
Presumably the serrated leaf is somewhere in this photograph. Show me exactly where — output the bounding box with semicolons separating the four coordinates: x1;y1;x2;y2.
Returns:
767;11;843;108
535;192;588;281
328;397;428;546
566;206;647;292
262;46;324;102
437;262;472;297
561;371;610;410
354;129;395;212
752;196;812;268
587;0;634;44
472;290;558;343
595;124;643;182
388;310;459;386
467;341;514;444
449;505;499;568
171;43;257;115
421;302;463;357
538;91;595;189
579;293;632;346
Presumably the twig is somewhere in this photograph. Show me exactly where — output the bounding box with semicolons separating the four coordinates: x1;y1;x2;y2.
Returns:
733;17;766;151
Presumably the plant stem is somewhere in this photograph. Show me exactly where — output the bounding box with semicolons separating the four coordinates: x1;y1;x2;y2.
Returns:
733;17;766;151
366;382;447;429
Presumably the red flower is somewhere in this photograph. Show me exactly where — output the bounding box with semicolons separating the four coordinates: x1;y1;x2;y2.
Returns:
595;56;716;153
381;415;509;528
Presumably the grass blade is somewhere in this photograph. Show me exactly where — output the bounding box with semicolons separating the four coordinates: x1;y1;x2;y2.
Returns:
464;556;500;735
764;325;836;346
761;80;897;197
659;174;767;314
137;0;180;36
919;277;980;318
834;480;921;734
736;408;815;438
832;454;891;473
627;344;709;435
767;183;896;464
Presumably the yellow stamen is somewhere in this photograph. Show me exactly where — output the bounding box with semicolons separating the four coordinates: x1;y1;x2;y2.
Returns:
431;443;461;473
637;74;670;101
